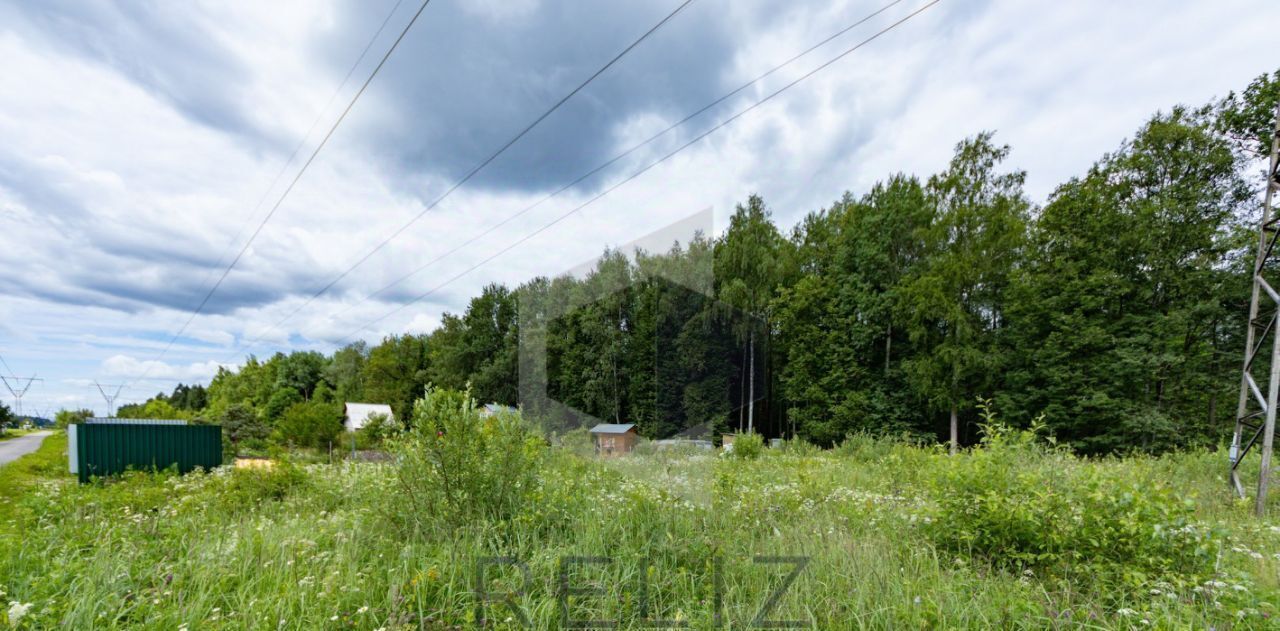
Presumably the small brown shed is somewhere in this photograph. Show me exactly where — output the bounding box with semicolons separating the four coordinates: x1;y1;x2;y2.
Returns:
589;423;638;457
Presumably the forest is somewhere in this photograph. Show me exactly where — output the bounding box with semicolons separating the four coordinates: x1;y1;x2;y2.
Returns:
100;69;1280;456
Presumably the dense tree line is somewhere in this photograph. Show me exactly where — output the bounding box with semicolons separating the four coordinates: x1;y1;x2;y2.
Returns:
111;69;1278;454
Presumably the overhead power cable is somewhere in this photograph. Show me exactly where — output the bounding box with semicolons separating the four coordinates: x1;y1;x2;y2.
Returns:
228;0;698;360
130;0;435;387
323;0;907;326
332;0;943;346
226;0;902;360
190;0;410;303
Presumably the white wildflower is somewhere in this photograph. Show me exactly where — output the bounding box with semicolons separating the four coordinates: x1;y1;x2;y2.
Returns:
7;601;32;625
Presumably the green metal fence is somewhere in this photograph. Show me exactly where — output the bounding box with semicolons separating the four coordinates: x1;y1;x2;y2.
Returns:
72;423;222;483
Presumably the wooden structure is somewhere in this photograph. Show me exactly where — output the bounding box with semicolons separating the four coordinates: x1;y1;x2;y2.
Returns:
589;423;637;457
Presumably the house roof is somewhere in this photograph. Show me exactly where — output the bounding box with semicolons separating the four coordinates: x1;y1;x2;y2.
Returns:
589;423;636;434
479;403;517;416
344;403;394;421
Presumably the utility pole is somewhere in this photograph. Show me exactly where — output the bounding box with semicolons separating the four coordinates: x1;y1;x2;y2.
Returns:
93;381;127;417
0;374;42;418
1230;102;1280;517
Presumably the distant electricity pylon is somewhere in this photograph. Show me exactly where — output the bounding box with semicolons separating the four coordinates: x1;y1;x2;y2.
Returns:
1231;102;1280;517
92;381;126;418
0;374;42;418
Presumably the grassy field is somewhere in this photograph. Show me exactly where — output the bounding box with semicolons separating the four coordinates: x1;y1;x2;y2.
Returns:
1;420;1279;629
0;429;37;442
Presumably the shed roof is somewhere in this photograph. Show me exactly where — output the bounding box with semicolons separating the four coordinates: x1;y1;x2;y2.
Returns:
344;403;394;420
344;403;395;431
479;403;517;417
589;423;636;434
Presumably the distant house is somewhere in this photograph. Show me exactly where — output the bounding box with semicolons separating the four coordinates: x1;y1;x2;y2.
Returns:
478;403;518;418
344;403;395;432
589;423;638;457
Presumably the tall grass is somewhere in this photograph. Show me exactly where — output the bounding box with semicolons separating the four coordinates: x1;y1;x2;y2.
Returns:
1;419;1278;629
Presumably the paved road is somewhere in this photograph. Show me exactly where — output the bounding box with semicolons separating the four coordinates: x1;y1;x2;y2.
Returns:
0;431;53;466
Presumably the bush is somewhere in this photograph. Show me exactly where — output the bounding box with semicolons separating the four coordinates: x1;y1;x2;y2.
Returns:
924;403;1221;588
726;432;764;460
214;460;308;512
275;401;343;449
355;412;395;448
390;387;546;532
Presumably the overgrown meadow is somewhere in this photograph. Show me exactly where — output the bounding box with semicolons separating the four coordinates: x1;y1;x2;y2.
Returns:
2;394;1280;629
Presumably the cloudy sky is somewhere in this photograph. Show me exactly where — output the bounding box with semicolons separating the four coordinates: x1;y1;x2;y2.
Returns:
0;0;1275;415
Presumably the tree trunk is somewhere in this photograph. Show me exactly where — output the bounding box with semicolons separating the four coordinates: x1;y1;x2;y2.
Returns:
747;331;756;434
884;321;892;378
949;404;958;455
739;341;748;431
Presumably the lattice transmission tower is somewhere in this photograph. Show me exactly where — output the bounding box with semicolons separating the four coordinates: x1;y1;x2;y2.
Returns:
0;374;42;418
93;381;126;418
1230;102;1280;517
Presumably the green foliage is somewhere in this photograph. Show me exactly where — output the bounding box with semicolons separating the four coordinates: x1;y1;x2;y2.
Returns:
76;67;1277;457
364;334;431;424
2;427;1278;628
219;403;268;455
726;432;763;459
0;402;13;429
354;412;395;448
391;387;545;532
900;132;1030;448
275;401;343;448
1002;107;1251;453
213;461;308;512
53;408;92;429
1216;68;1280;158
924;402;1222;588
262;387;302;425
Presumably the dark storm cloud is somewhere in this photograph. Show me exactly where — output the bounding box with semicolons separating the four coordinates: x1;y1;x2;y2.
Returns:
2;256;329;316
318;0;756;194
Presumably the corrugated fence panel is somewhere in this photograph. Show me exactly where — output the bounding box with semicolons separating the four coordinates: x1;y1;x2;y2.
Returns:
75;424;222;483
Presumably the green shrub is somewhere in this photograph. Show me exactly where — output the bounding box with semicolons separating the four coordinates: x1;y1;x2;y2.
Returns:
924;403;1221;588
390;387;546;533
275;400;343;448
355;412;395;447
777;437;822;456
727;432;764;459
214;460;308;511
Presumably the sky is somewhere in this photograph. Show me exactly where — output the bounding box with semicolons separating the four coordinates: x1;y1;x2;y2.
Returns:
0;0;1276;415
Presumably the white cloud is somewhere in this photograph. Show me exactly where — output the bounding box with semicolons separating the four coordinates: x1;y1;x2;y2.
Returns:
0;0;1277;414
100;355;231;382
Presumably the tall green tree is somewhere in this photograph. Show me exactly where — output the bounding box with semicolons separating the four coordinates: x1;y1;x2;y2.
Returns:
325;342;368;403
716;195;789;434
1004;108;1251;452
901;133;1030;453
365;334;431;424
774;176;932;444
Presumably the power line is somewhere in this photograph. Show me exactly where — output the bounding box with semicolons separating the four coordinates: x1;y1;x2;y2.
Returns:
226;0;698;360
131;0;436;388
186;0;411;310
334;0;943;346
312;0;906;334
